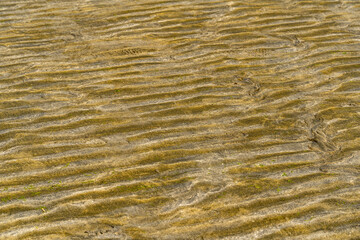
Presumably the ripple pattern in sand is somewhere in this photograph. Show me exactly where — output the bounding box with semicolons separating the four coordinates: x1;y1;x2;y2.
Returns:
0;0;360;239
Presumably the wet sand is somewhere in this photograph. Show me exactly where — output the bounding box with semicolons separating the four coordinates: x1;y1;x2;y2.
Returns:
0;0;359;239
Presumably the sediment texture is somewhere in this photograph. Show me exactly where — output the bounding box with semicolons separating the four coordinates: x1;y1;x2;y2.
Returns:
0;0;359;239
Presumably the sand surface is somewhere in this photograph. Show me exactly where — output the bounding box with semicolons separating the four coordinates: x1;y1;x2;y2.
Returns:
0;0;359;239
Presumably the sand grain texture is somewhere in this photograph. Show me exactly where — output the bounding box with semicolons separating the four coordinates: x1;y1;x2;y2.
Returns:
0;0;360;239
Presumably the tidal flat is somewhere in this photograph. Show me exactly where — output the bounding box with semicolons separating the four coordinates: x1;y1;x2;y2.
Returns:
0;0;359;239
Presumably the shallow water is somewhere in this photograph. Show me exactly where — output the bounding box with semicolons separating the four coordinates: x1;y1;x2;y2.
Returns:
0;0;359;239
